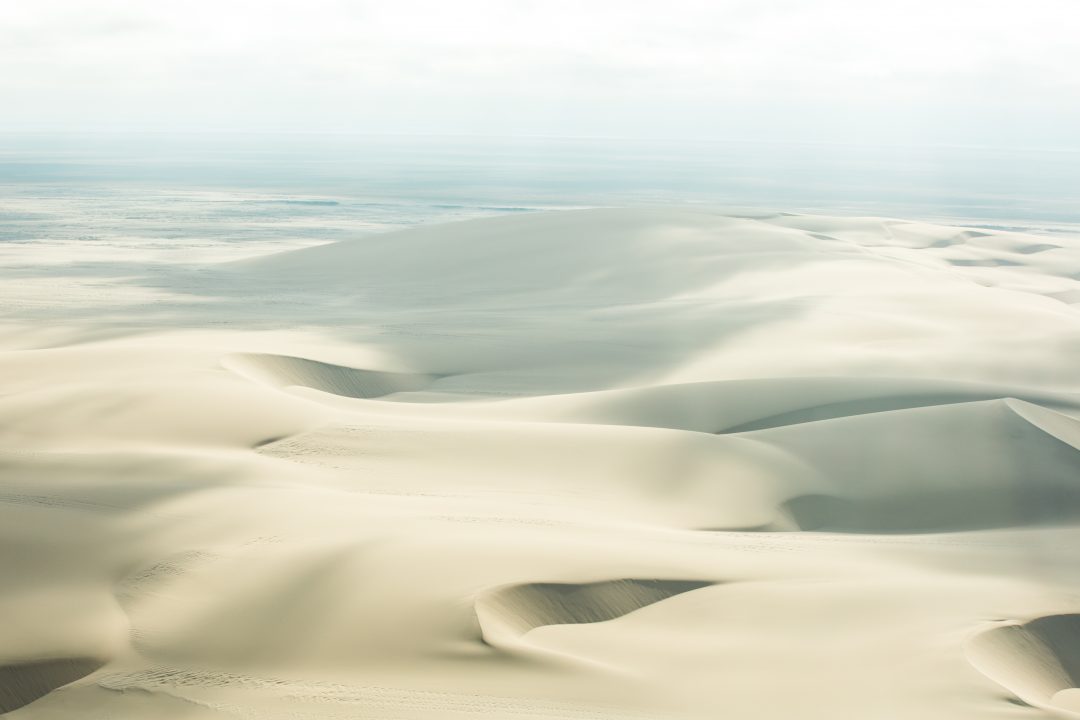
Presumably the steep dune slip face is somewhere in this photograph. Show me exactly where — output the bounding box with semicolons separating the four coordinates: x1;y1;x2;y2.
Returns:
0;658;106;714
967;616;1080;715
6;207;1080;720
222;352;437;399
739;398;1080;533
475;580;715;648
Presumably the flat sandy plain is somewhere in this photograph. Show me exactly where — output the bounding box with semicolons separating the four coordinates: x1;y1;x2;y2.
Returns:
3;207;1080;719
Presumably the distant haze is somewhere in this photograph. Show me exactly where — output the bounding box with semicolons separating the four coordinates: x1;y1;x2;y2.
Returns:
2;0;1079;149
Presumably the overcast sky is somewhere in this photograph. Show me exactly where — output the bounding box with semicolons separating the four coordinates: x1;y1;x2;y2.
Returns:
3;0;1078;148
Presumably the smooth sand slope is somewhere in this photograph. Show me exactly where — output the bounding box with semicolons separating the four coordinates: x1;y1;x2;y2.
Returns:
3;207;1080;719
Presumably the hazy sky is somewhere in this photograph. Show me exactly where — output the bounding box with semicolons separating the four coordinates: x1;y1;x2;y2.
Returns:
3;0;1079;148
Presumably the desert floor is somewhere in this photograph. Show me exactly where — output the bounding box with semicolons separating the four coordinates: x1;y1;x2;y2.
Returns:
4;207;1080;719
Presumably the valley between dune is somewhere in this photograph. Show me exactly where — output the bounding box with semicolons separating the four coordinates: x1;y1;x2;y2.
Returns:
3;207;1080;719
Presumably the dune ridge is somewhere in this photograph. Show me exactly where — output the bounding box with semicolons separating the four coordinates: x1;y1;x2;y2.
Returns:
223;352;437;399
470;376;1080;433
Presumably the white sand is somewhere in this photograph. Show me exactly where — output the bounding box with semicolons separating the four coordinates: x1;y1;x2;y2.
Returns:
3;207;1080;718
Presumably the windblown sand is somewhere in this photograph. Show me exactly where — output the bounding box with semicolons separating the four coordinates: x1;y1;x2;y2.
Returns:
3;207;1080;719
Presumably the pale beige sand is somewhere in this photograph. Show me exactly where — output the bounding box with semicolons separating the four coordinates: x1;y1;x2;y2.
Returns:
3;207;1080;719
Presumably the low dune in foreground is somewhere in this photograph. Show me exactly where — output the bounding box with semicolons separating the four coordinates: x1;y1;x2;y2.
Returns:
3;208;1080;719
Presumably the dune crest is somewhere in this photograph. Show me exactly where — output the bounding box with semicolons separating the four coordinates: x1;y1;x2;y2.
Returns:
223;352;437;399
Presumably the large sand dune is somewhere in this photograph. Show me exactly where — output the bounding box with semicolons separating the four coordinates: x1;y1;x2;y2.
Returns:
3;207;1080;718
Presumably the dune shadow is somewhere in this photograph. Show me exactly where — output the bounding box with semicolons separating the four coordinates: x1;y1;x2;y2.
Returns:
475;578;714;646
0;657;106;713
968;615;1080;714
778;484;1080;535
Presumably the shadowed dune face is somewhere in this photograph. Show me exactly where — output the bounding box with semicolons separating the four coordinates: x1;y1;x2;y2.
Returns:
779;486;1080;534
718;392;1037;433
475;579;714;645
0;657;106;713
1016;243;1062;254
396;372;1080;435
967;615;1080;713
745;399;1080;533
222;352;435;399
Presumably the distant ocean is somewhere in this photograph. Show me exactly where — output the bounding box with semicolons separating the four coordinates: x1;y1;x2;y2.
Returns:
2;133;1078;261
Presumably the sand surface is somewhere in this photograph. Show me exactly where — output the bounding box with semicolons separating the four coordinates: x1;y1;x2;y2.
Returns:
3;207;1080;719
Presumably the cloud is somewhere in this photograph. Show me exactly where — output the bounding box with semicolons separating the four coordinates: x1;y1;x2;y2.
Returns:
1;0;1078;147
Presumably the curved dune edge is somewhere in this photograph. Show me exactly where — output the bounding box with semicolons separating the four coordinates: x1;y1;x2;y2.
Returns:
491;376;1080;435
222;352;437;399
0;657;107;713
1006;399;1080;451
753;399;1080;533
475;579;714;648
722;393;1073;434
966;615;1080;716
766;399;1080;534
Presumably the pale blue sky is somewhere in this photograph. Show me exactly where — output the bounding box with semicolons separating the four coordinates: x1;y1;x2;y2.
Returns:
2;0;1079;148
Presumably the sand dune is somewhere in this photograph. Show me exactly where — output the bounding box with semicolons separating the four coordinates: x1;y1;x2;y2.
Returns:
471;376;1080;433
223;352;437;399
742;398;1080;532
967;615;1080;714
476;579;714;646
4;208;1080;719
